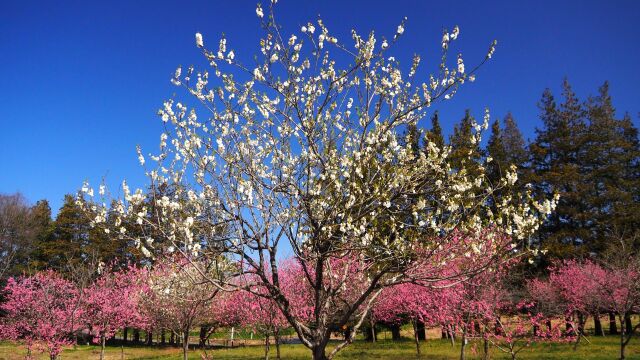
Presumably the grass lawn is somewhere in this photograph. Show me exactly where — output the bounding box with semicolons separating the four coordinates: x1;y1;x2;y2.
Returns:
0;335;638;360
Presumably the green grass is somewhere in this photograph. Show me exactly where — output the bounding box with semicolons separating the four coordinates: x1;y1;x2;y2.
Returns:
0;335;638;360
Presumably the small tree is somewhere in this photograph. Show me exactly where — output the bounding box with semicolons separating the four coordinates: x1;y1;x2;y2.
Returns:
82;265;148;360
488;301;571;360
0;271;83;360
141;257;227;360
599;238;640;360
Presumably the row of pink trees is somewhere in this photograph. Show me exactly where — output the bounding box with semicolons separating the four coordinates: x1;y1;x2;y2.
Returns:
0;266;146;360
2;252;638;360
528;256;640;359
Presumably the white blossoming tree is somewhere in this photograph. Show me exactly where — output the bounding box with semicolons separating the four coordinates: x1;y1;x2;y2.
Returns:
80;3;556;359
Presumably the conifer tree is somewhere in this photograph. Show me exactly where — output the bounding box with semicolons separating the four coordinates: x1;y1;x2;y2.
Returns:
583;82;640;252
424;111;445;150
449;109;483;178
529;80;588;259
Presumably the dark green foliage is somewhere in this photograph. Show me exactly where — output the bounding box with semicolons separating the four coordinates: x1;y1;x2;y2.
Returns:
449;109;483;178
529;79;640;261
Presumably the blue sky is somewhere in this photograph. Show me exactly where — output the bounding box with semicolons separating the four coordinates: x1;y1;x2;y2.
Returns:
1;0;639;214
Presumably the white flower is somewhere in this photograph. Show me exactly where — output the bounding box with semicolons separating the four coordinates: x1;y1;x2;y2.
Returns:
195;33;204;48
227;50;235;60
451;26;460;40
256;4;264;18
381;40;388;50
397;25;404;35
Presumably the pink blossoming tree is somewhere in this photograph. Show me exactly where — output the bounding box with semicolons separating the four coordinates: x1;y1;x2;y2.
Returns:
0;271;84;360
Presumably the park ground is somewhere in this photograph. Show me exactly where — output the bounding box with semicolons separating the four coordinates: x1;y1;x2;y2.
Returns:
0;335;638;359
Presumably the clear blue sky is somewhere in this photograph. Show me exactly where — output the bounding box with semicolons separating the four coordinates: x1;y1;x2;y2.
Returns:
1;0;639;214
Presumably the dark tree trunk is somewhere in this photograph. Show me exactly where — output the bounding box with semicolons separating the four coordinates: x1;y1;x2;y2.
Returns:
412;320;421;355
264;333;270;360
123;328;128;344
389;324;402;341
146;331;153;346
133;329;140;344
200;326;209;348
442;326;448;339
312;343;329;360
364;319;377;342
609;312;619;335
594;313;604;336
416;320;426;341
170;331;176;345
624;313;633;335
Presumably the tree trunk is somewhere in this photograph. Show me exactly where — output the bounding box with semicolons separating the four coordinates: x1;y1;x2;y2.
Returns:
133;329;140;344
364;318;377;342
449;324;456;346
620;317;626;360
416;320;426;341
412;320;421;355
183;330;190;360
312;343;329;360
609;312;619;335
161;329;166;345
275;328;281;360
264;332;270;360
146;331;153;346
389;324;401;341
594;313;604;336
123;327;128;344
624;313;633;335
483;336;490;360
200;326;209;348
442;326;448;339
100;335;106;360
459;323;467;360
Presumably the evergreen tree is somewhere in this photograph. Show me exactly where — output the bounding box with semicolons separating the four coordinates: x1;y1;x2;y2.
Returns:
582;82;640;252
487;118;506;185
424;111;445;150
449;109;483;177
26;200;54;272
502;113;528;169
529;80;588;260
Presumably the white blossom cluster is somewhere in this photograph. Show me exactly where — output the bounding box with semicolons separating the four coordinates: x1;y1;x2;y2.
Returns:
78;3;555;276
